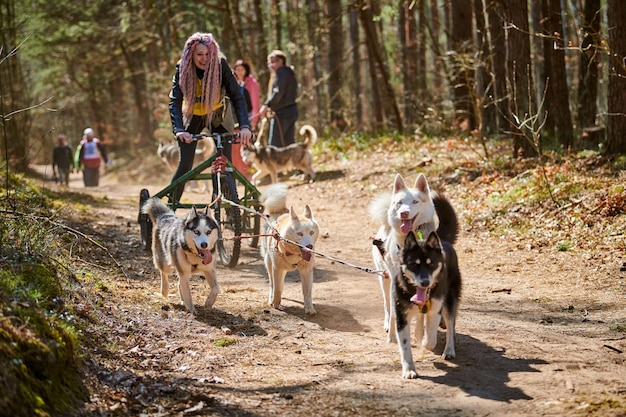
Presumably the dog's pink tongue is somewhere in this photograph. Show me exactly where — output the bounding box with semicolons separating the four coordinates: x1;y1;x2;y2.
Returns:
400;219;414;234
410;288;428;305
301;247;312;262
199;249;213;265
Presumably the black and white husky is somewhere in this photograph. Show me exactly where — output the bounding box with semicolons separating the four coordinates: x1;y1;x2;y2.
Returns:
142;198;219;315
369;173;458;342
394;230;462;379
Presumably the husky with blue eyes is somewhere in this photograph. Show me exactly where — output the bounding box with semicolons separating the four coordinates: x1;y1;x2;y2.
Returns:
142;198;219;315
393;230;462;379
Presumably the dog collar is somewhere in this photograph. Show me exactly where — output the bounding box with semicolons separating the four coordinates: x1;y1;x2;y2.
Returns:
276;240;303;266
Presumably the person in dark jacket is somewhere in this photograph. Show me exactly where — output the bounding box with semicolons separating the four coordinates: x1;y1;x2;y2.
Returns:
259;50;298;147
52;134;73;186
169;32;252;202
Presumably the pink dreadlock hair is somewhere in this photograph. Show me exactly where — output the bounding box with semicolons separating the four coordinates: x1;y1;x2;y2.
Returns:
179;32;222;129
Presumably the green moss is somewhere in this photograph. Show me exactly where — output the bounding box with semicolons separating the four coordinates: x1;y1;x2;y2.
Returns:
214;337;237;347
0;173;88;416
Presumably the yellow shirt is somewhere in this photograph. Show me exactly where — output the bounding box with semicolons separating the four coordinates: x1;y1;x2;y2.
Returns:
190;79;223;116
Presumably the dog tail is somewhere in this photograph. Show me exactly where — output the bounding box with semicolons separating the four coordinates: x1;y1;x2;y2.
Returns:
432;192;458;245
368;191;391;227
141;197;171;222
299;125;318;148
260;183;288;215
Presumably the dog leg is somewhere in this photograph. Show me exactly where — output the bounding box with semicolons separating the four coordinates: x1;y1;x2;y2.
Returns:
178;274;195;314
423;299;444;351
300;264;316;315
160;271;170;298
252;171;262;185
396;322;418;379
441;306;456;359
269;268;287;309
203;269;220;309
269;169;278;184
379;273;392;336
387;278;399;343
415;312;425;347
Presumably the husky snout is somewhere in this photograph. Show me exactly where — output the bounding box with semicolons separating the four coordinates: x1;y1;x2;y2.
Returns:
300;244;314;261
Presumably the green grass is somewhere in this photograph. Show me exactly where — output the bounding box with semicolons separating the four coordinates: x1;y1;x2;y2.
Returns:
0;173;88;416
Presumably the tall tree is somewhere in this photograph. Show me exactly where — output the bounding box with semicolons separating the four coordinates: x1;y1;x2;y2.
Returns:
577;0;601;129
504;1;537;157
358;0;403;131
473;0;496;135
0;0;31;172
541;0;573;150
398;1;418;127
486;1;509;133
349;7;363;129
606;0;626;154
447;0;475;131
307;0;324;128
416;0;427;100
326;0;346;130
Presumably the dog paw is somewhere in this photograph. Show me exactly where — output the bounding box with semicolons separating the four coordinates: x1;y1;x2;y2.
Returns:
402;369;418;379
443;348;456;360
305;306;317;315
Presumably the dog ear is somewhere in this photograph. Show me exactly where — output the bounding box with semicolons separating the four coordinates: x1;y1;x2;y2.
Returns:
404;230;419;249
290;206;299;221
187;206;198;221
393;174;406;193
303;205;313;219
425;231;442;250
415;173;430;193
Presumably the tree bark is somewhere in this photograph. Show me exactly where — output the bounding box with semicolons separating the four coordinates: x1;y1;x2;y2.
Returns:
486;1;510;133
541;0;574;150
504;0;537;157
358;1;403;132
577;0;601;131
448;0;475;131
606;0;626;154
349;7;363;129
326;0;347;130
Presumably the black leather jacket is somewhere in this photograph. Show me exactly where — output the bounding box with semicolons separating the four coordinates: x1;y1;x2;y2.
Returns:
169;57;251;134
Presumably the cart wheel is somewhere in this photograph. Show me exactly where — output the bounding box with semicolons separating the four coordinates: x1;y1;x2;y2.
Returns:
138;189;153;252
214;175;241;267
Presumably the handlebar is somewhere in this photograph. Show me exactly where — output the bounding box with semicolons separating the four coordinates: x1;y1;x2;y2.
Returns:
191;131;240;144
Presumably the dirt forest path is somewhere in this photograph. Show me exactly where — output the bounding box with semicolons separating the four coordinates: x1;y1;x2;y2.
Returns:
36;156;625;416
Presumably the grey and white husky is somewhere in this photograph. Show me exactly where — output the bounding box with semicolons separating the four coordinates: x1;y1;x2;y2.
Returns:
142;198;219;314
369;173;458;342
394;230;461;379
157;139;215;192
240;125;317;185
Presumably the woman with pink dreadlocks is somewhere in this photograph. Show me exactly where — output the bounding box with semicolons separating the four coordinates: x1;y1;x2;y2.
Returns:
169;32;253;202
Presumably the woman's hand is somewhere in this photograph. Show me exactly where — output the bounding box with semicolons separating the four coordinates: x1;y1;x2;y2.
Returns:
239;127;253;146
176;131;193;143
